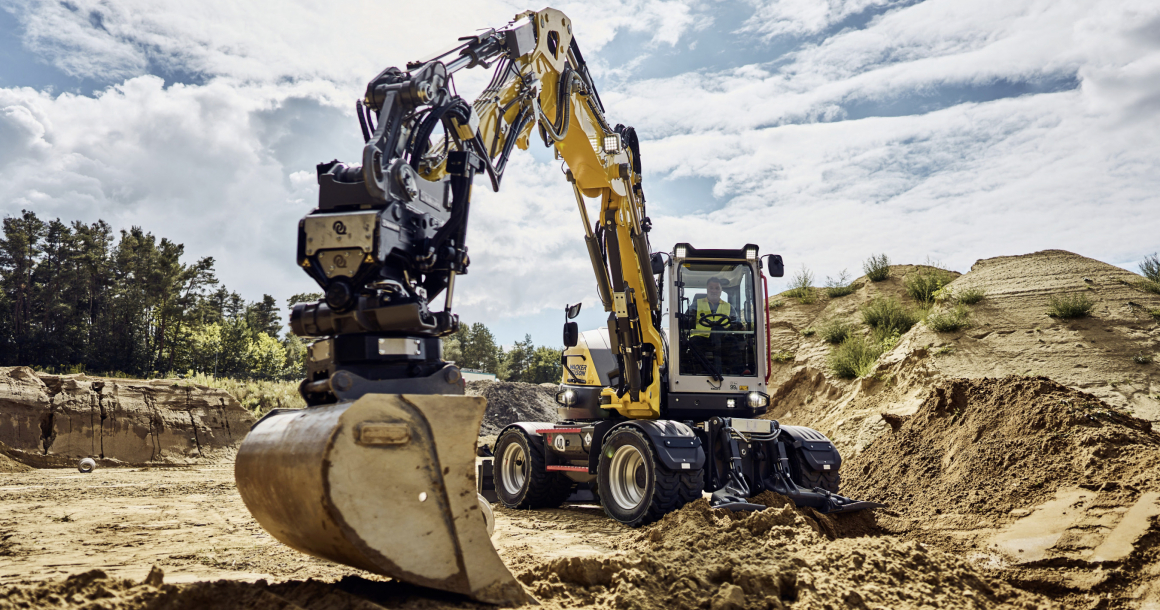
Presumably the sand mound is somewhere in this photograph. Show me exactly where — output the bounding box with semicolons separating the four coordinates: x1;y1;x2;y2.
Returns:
761;249;1160;464
519;496;1052;610
467;380;558;436
846;376;1160;519
0;569;481;610
0;443;31;473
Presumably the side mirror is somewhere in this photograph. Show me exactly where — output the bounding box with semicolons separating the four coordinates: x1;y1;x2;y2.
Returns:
650;252;665;275
765;254;784;278
566;302;582;319
563;322;579;348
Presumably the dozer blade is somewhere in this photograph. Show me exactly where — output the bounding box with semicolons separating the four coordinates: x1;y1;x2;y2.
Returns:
235;394;527;605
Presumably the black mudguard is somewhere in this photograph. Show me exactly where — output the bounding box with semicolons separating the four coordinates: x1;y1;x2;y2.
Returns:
779;425;841;472
612;420;706;472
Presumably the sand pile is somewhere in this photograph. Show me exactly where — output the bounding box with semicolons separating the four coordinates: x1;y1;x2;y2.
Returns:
0;569;481;610
467;380;558;436
0;443;31;473
845;376;1160;519
519;495;1053;610
763;250;1160;460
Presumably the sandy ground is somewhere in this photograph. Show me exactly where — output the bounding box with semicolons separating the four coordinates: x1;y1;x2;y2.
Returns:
0;465;1053;610
2;251;1157;610
0;465;620;588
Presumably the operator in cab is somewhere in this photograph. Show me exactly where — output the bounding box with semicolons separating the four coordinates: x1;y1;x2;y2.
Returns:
686;277;738;338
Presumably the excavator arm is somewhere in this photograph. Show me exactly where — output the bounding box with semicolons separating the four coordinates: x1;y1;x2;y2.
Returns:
235;8;665;604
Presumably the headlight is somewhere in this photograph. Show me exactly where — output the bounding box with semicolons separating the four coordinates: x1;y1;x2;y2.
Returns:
555;388;576;406
746;391;769;409
726;398;736;408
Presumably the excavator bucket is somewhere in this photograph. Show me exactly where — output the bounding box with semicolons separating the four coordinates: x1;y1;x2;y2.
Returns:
234;394;527;605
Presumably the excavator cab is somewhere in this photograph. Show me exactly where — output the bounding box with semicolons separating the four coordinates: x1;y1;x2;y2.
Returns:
667;243;769;419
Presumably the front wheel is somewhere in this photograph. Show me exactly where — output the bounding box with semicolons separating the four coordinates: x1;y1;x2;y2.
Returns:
493;428;573;509
598;427;703;527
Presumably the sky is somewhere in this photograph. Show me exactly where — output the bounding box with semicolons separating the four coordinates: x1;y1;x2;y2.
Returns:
1;0;1158;347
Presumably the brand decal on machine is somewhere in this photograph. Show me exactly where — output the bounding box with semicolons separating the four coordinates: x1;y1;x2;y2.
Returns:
553;435;567;451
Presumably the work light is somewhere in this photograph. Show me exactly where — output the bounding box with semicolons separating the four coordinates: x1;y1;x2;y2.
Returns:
602;134;622;154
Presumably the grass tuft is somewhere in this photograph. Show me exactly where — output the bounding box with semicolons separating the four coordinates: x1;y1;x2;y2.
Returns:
817;319;857;345
1047;293;1095;319
861;297;920;336
863;254;891;282
956;287;986;305
771;351;795;363
925;305;971;333
824;270;856;298
1150;308;1160;320
801;328;816;337
1134;354;1154;365
828;335;882;379
786;265;816;304
904;268;956;304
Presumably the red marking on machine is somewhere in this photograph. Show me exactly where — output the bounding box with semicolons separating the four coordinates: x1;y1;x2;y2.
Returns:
545;465;589;472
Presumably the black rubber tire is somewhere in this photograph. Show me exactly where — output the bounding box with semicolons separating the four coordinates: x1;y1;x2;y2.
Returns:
787;446;841;494
493;428;573;509
597;427;703;527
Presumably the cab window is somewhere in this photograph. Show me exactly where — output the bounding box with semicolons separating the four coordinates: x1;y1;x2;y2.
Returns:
676;261;757;378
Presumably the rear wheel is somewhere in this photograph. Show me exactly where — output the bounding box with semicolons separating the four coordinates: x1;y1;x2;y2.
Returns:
598;427;703;527
493;428;573;509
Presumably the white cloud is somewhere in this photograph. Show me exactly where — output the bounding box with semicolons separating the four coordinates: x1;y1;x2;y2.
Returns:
2;0;1158;342
740;0;905;39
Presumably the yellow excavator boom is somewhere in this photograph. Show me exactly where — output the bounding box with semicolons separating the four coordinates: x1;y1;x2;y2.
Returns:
235;7;665;603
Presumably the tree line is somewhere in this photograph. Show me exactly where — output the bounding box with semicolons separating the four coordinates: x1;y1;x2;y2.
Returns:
0;209;562;384
443;324;562;385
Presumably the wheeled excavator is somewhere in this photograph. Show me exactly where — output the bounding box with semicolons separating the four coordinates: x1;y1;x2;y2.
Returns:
233;7;880;605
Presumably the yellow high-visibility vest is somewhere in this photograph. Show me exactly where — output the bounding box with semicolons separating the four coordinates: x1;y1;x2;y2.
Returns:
693;298;731;337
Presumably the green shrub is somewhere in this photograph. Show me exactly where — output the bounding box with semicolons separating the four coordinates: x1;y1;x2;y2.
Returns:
786;265;816;303
861;297;920;336
925;305;971;333
828;335;882;379
1047;293;1095;319
863;254;891;282
772;351;795;363
801;328;816;337
818;318;857;344
1150;308;1160;320
1134;354;1154;365
769;298;785;309
824;270;856;298
183;372;304;416
904;268;956;304
1141;253;1160;283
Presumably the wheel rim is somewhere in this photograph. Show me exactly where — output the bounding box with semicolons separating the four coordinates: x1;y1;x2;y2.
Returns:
608;444;647;511
500;442;527;495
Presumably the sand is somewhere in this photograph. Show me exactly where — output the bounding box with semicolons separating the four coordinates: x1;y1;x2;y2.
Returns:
1;250;1158;609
